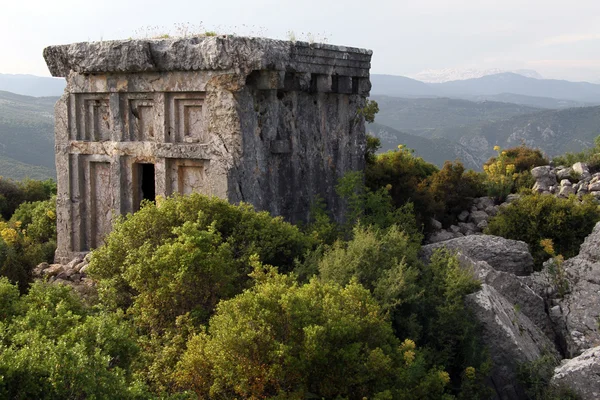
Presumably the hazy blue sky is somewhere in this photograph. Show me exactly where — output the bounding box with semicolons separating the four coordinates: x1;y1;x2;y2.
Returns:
2;0;600;81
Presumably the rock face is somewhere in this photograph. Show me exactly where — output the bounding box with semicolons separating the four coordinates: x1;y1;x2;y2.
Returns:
466;284;559;400
552;346;600;399
545;222;600;357
421;235;534;275
43;37;372;262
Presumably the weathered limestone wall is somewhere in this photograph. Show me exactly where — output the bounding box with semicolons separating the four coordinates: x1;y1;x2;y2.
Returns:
44;37;372;262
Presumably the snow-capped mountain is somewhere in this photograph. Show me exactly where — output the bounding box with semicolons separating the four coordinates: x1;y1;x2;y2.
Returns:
412;68;543;83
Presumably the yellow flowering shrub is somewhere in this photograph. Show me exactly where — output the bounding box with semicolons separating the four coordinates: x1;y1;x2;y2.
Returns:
1;228;19;246
484;146;518;201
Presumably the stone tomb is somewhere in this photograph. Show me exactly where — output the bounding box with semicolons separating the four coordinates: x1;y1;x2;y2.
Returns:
43;36;372;262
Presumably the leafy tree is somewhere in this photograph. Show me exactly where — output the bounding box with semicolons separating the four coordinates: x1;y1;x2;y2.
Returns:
175;265;453;399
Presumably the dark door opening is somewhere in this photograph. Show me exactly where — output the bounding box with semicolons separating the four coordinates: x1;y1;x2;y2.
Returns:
136;163;155;210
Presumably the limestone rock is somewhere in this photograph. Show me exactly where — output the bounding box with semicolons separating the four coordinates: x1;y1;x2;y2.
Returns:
458;222;476;235
42;264;64;278
558;185;576;198
505;193;521;203
588;181;600;192
458;210;470;222
33;262;49;277
44;37;372;78
552;346;600;399
466;284;559;400
421;235;534;276
543;222;600;357
531;166;557;192
427;230;456;244
430;218;443;230
556;167;573;180
573;162;590;177
458;254;555;341
468;210;489;225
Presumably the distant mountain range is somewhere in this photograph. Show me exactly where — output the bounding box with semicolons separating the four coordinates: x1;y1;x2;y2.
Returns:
411;68;544;83
0;74;65;97
370;73;600;109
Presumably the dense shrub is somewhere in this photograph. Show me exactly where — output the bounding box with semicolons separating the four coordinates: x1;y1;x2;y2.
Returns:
175;265;453;399
486;193;600;268
425;161;486;226
0;197;56;291
365;146;440;232
317;225;487;396
89;194;315;329
484;144;548;174
0;278;145;399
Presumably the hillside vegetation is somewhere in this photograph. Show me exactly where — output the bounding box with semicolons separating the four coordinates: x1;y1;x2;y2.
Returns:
0;90;56;180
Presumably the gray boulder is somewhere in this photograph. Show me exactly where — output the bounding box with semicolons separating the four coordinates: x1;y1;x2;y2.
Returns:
556;167;573;180
552;346;600;399
468;210;489;225
573;162;591;178
421;235;534;276
427;230;456;244
466;284;559;400
532;166;557;192
458;253;556;341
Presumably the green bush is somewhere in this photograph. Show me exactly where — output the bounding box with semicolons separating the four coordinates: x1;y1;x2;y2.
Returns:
486;193;600;269
89;194;315;329
425;161;486;226
365;146;440;232
0;278;144;399
0;197;56;291
317;225;486;396
174;265;453;399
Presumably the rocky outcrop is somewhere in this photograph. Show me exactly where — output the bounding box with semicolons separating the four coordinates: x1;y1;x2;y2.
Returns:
531;162;600;200
552;346;600;399
34;255;95;298
457;254;556;342
428;197;500;243
421;234;534;275
466;284;559;399
540;222;600;358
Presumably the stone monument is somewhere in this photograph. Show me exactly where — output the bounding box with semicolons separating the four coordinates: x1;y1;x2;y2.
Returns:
43;36;372;263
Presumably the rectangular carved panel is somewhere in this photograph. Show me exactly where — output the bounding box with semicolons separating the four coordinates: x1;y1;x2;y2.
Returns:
166;159;209;196
166;93;207;144
128;98;155;141
89;162;112;249
83;97;111;141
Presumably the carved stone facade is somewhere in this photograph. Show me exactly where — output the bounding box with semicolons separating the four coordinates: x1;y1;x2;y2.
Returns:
43;37;372;262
